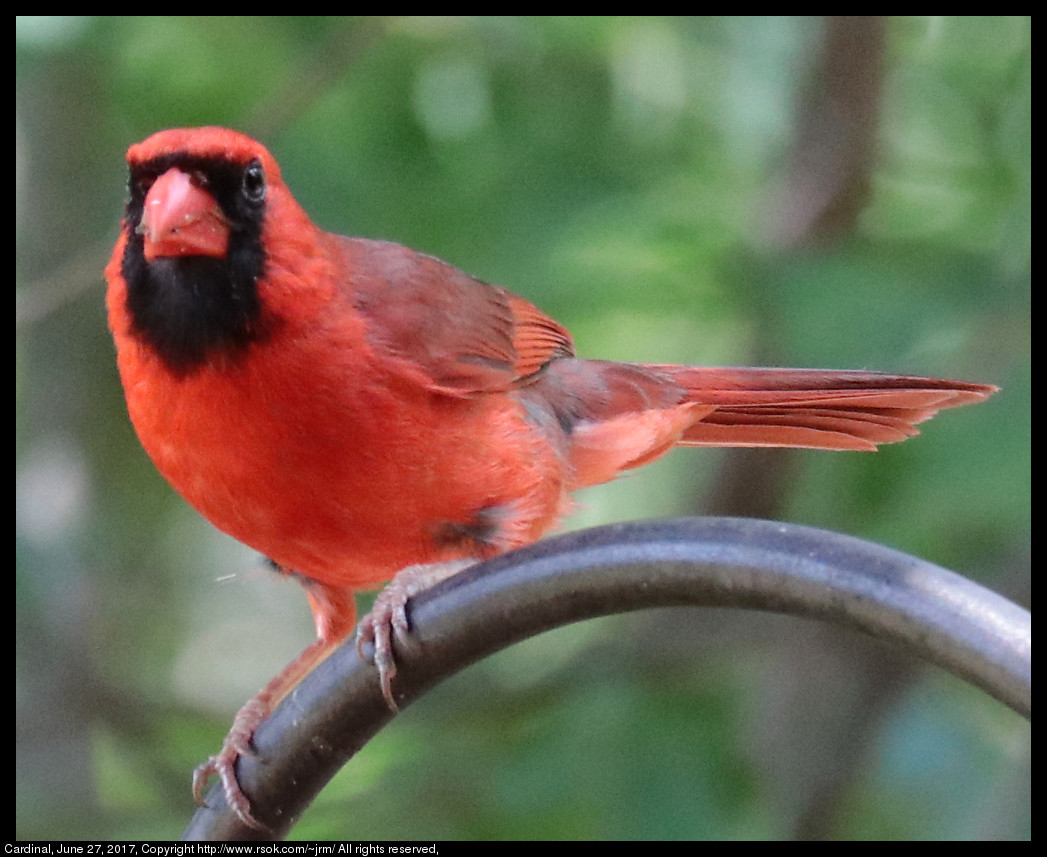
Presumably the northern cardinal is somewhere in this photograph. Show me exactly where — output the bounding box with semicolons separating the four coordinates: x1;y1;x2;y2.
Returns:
106;126;996;828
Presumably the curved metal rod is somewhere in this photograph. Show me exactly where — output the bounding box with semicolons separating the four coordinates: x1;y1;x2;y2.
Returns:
183;516;1030;840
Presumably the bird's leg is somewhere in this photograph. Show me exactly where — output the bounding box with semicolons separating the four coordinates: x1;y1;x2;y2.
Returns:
357;559;476;711
192;560;475;826
191;636;339;829
192;578;358;830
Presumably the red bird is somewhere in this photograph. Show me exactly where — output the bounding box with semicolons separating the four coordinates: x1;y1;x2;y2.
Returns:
106;126;996;827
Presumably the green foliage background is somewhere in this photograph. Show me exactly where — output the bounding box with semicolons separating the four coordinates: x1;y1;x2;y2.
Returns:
16;16;1029;841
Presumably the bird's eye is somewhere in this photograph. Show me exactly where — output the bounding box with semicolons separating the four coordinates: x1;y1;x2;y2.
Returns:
242;160;267;203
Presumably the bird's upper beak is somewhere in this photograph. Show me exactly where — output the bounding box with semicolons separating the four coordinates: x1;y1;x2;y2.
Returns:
137;168;230;262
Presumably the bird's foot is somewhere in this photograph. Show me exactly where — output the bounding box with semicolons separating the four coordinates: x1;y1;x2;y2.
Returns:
356;559;475;710
192;695;272;831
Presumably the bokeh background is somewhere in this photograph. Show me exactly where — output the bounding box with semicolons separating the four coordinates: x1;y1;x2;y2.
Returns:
16;16;1029;841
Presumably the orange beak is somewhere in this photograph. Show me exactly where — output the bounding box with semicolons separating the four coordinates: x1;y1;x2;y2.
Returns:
138;168;230;262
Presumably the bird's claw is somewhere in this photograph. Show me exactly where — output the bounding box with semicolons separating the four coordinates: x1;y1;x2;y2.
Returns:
356;581;415;711
356;559;475;711
192;696;271;831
